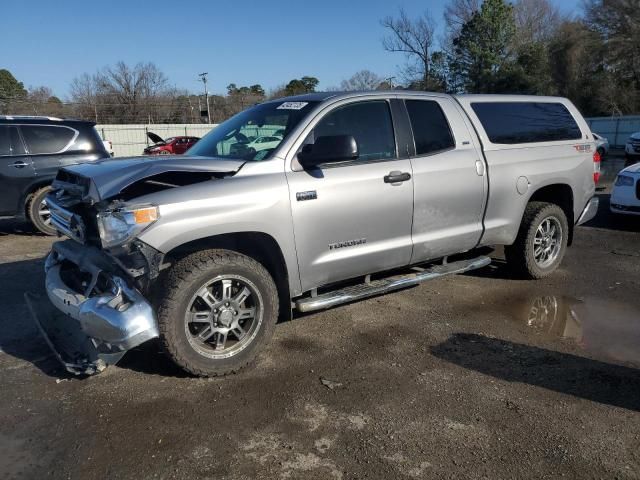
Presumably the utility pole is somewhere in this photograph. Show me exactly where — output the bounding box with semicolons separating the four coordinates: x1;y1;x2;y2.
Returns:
199;72;211;124
385;76;396;90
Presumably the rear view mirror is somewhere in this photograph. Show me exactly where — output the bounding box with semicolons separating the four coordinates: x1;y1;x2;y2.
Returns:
298;135;358;168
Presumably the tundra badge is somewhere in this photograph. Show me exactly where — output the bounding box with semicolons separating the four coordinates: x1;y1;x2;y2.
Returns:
296;191;317;201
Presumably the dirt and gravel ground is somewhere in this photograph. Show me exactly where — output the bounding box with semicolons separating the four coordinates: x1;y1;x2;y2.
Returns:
1;156;639;480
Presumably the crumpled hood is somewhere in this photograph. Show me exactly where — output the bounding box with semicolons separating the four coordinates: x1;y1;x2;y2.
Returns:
630;132;640;141
54;155;246;202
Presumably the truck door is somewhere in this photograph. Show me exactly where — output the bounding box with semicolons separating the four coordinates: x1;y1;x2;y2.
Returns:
0;125;34;216
402;97;486;263
286;99;414;292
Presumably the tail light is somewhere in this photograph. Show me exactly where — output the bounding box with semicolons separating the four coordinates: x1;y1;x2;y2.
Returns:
593;150;601;184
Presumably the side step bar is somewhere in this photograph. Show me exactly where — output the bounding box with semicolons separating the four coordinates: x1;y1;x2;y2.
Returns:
295;255;491;313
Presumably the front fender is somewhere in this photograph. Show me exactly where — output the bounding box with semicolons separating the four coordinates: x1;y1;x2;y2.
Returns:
135;168;302;295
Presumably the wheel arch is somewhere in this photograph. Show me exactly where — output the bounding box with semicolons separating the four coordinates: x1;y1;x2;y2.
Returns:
526;183;575;245
164;231;292;322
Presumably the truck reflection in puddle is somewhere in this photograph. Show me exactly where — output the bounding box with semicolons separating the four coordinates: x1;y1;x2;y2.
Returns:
516;295;640;368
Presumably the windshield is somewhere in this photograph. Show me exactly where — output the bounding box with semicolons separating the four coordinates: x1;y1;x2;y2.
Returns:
188;101;319;161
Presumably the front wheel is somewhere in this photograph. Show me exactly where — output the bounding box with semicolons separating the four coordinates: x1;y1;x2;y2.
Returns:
505;202;569;279
157;249;278;376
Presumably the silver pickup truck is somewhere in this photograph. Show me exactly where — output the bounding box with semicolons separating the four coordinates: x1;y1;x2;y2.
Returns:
35;91;600;376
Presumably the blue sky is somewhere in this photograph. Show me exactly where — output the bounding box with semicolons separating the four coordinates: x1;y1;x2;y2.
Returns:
2;0;581;98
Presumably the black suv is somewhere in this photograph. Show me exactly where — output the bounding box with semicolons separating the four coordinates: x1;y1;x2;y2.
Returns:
0;116;109;234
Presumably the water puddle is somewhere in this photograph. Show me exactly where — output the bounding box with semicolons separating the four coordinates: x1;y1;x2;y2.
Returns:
512;295;640;368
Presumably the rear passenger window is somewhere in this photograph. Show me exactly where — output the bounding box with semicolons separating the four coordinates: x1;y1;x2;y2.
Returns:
405;100;455;155
471;102;582;144
311;101;396;162
21;125;76;154
0;126;26;156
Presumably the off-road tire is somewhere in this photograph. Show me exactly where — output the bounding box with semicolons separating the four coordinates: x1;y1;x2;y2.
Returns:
157;249;278;377
505;202;569;279
27;186;56;235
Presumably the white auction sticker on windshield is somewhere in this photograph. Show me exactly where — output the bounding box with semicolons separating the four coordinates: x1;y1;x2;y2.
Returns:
277;102;308;110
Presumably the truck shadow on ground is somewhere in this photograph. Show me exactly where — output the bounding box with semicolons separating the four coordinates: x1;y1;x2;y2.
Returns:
0;219;44;237
462;258;520;280
117;341;190;377
431;333;640;412
0;258;66;378
0;254;183;379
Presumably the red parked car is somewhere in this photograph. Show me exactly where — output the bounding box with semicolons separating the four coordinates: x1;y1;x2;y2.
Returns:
143;132;200;155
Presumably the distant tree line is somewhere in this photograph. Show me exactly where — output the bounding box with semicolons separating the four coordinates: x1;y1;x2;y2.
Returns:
0;0;637;122
381;0;640;116
0;66;327;123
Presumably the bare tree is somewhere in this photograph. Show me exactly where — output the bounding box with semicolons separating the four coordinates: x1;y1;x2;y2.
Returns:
69;73;100;121
381;9;437;88
340;70;383;91
70;62;182;123
513;0;562;46
444;0;481;33
267;84;288;100
96;62;170;122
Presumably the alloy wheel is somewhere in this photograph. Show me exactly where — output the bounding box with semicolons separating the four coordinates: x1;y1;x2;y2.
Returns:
184;275;263;359
533;216;562;268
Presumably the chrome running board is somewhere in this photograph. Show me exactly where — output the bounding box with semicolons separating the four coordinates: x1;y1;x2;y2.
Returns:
295;256;491;313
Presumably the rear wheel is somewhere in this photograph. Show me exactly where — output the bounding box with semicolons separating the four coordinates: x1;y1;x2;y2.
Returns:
505;202;568;279
27;186;56;235
157;249;278;376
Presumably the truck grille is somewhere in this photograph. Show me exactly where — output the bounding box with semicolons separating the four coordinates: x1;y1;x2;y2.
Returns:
47;196;87;244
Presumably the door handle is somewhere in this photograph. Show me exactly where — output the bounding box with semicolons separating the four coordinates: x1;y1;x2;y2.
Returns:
12;161;28;169
384;171;411;184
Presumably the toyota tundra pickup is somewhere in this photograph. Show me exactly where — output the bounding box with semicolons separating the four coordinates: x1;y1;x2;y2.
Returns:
33;92;600;376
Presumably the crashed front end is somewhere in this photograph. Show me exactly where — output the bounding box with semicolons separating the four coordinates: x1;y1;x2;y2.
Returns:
29;156;243;374
30;238;159;374
32;189;162;374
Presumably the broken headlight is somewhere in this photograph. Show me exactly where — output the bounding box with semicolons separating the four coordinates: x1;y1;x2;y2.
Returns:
97;205;159;248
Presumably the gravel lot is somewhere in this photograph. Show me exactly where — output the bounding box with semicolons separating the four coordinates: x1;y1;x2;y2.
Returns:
1;156;639;480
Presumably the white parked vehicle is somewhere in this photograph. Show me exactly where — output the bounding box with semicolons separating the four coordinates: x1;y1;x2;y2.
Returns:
611;163;640;215
593;133;609;157
246;135;283;152
625;132;640;160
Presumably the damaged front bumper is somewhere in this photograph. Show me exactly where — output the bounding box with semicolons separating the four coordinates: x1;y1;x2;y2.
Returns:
30;241;159;375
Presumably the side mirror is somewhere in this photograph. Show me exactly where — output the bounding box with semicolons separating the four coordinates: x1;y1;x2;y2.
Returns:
298;135;358;168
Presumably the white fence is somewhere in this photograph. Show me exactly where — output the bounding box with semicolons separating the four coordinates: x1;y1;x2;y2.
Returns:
586;116;640;148
95;124;218;157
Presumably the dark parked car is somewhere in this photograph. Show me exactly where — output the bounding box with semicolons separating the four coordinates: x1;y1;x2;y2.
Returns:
143;132;200;155
0;116;109;234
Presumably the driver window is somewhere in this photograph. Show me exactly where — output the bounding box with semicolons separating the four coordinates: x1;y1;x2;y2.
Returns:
308;101;396;162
